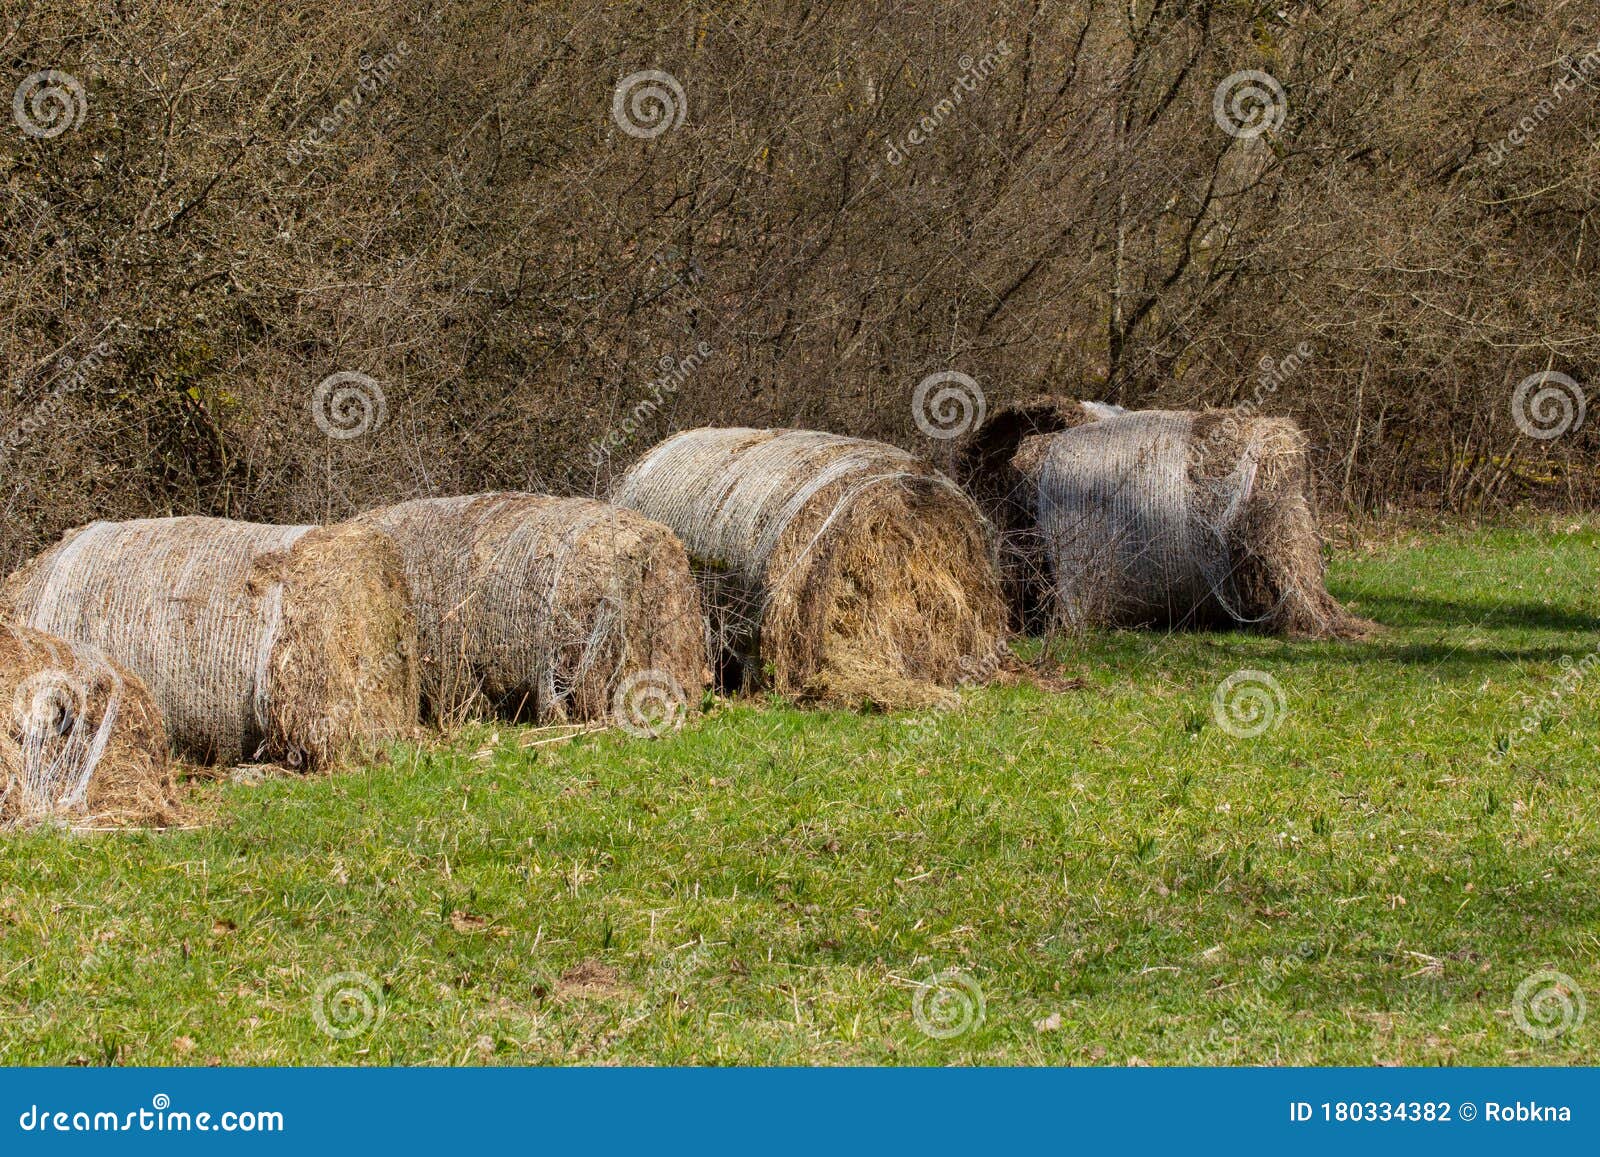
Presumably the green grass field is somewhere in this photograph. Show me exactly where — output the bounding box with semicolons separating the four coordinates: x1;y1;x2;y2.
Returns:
2;519;1596;1066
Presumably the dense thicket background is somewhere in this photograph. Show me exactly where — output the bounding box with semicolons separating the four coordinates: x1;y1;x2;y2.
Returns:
2;0;1597;570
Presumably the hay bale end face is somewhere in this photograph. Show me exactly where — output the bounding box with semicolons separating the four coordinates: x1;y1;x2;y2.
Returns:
612;427;1007;705
1008;407;1368;637
0;624;173;828
359;493;707;724
0;518;418;768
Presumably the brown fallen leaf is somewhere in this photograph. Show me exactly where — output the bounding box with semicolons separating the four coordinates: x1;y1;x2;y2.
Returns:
450;910;490;933
557;960;630;1000
1026;673;1089;694
1034;1012;1062;1032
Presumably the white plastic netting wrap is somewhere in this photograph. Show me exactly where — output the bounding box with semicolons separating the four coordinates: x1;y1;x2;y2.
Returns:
3;518;313;762
2;627;124;819
614;429;939;573
361;493;705;722
613;428;966;636
1029;409;1265;627
610;427;1006;701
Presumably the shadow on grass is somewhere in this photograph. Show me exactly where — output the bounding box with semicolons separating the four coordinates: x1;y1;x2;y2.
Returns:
1340;593;1599;634
1040;627;1589;676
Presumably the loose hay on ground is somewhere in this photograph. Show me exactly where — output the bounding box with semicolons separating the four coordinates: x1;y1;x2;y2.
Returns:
991;405;1370;637
0;624;174;828
611;427;1007;707
0;517;418;768
360;493;707;725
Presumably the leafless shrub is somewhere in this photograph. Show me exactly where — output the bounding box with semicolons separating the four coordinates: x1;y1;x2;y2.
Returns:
1;0;1595;572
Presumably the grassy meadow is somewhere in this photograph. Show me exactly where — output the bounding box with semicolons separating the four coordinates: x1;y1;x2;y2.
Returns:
1;518;1596;1065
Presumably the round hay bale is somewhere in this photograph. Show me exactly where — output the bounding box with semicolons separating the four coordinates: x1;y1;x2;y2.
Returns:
611;427;1007;705
957;396;1118;630
1010;407;1370;637
359;493;707;724
0;624;173;828
0;518;418;767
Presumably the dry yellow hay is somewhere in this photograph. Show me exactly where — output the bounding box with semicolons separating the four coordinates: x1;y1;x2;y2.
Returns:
611;427;1007;706
0;517;418;767
359;493;707;724
997;405;1369;637
0;624;174;828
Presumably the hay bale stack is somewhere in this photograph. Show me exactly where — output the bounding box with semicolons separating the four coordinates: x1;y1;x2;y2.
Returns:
957;396;1123;630
359;493;707;724
611;427;1007;705
0;518;418;767
1;624;173;828
1004;407;1368;637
